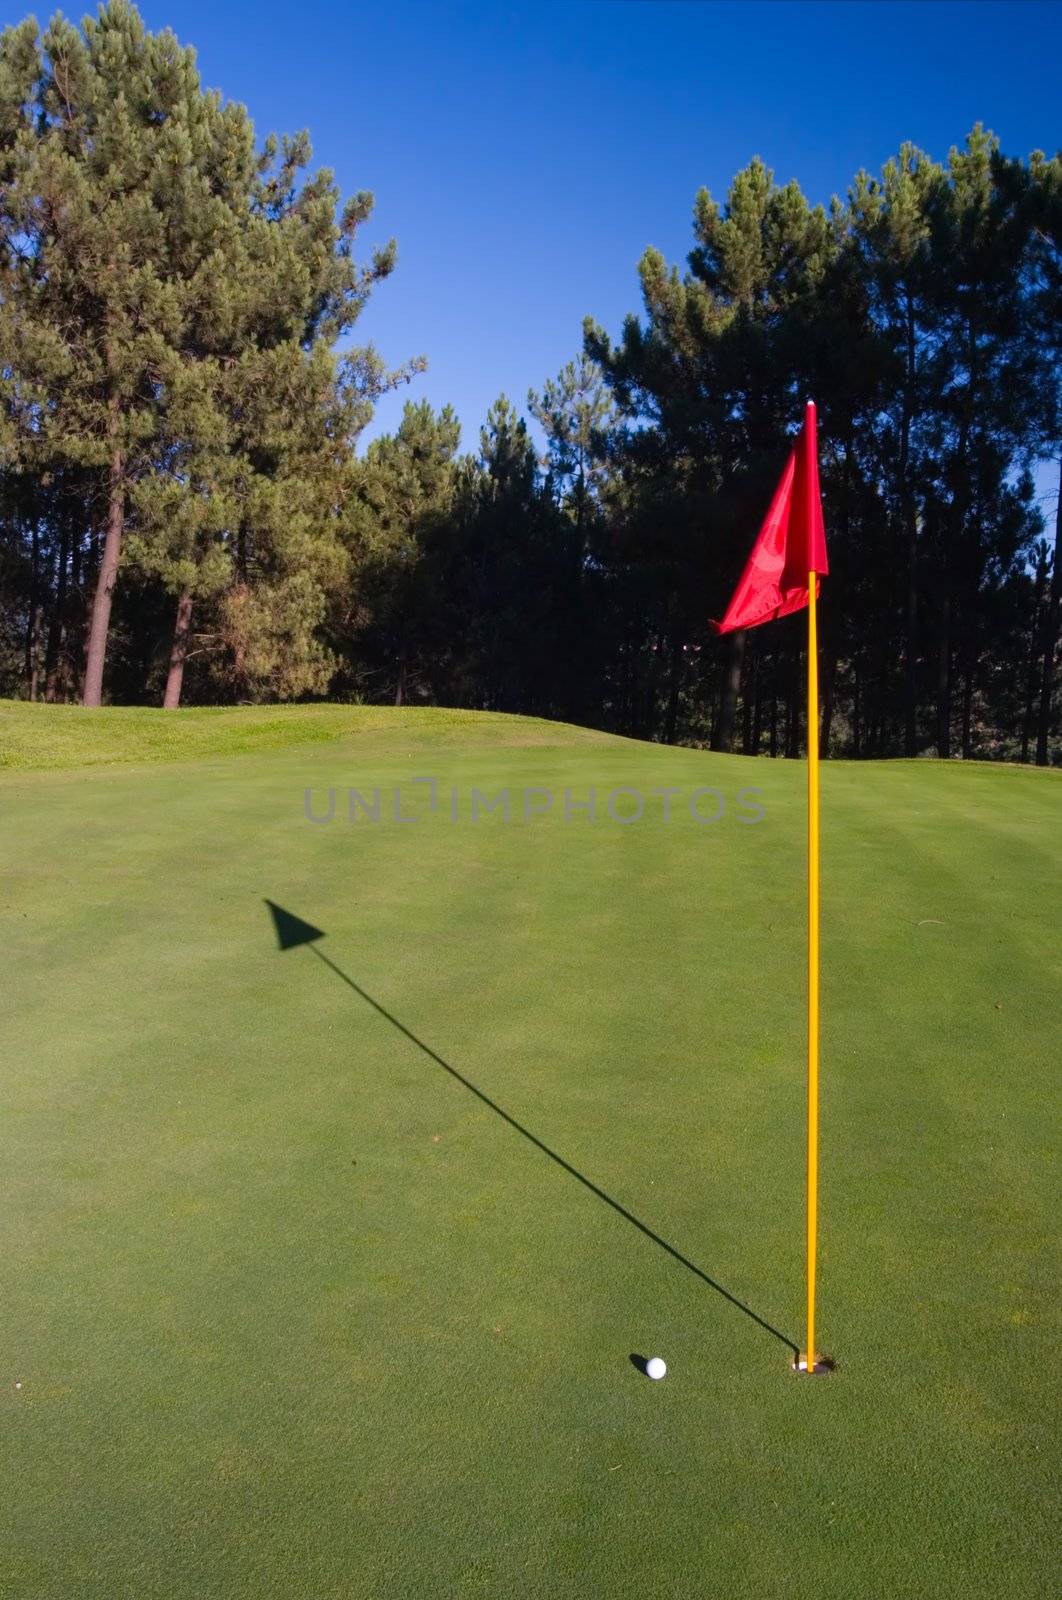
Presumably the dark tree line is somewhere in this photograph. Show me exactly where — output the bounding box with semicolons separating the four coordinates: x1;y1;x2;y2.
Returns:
580;135;1061;763
1;4;1059;761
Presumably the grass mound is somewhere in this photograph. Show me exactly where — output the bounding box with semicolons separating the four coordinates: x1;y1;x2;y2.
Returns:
0;698;616;771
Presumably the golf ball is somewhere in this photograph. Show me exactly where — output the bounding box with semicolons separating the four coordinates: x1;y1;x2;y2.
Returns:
646;1357;667;1380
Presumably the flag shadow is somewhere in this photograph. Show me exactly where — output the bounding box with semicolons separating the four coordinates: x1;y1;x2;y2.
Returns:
264;899;798;1358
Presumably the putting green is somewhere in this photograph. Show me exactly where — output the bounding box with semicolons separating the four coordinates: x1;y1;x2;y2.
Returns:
1;703;1058;1599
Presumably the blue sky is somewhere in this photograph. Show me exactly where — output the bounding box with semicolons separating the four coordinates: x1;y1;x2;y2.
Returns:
7;0;1061;501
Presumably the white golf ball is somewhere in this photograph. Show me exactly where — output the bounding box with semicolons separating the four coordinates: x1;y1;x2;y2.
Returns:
646;1357;666;1380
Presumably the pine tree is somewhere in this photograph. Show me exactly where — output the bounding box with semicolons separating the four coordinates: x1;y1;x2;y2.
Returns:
846;143;942;754
916;130;1049;755
586;158;833;748
341;399;462;703
0;3;241;702
528;354;614;543
0;1;413;707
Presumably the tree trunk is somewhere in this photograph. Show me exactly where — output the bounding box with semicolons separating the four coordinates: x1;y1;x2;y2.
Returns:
395;651;406;707
742;642;757;755
1022;545;1049;762
903;513;920;756
935;593;952;759
901;296;920;758
641;632;664;741
903;568;919;755
163;589;194;709
937;362;975;762
961;655;975;760
68;528;85;699
820;644;836;759
713;629;744;751
1035;460;1061;766
786;670;800;759
44;523;70;702
80;528;100;697
82;444;124;707
24;523;41;701
769;646;779;757
620;635;634;737
43;544;66;700
663;631;682;746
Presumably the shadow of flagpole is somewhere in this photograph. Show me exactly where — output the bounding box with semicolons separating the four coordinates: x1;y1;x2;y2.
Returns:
264;899;799;1358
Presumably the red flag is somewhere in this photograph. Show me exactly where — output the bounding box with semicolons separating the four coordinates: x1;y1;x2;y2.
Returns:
711;401;828;634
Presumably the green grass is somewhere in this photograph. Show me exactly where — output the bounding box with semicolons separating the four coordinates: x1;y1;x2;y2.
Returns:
0;698;614;771
1;705;1058;1599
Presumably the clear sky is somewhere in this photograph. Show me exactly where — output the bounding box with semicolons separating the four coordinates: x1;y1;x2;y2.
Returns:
7;0;1061;481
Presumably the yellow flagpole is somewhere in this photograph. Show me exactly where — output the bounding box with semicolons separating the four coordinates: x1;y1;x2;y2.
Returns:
804;569;820;1373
